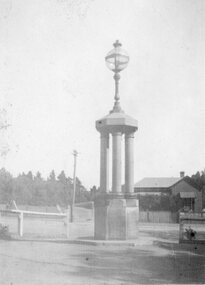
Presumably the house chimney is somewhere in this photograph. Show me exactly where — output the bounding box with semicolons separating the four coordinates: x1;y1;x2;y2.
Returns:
180;171;185;178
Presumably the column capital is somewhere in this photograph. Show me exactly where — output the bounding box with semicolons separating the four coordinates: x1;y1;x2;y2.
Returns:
112;131;122;136
100;131;109;138
125;132;135;139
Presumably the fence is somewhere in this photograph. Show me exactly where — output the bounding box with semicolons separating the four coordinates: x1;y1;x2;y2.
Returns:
0;201;95;239
139;211;178;223
0;209;69;238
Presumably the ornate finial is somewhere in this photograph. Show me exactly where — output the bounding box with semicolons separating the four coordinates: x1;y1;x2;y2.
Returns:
105;41;129;113
113;40;122;48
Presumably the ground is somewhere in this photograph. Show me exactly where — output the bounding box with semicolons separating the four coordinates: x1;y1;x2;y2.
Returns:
0;223;205;285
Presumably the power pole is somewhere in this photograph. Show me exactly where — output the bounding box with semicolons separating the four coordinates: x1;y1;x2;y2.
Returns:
70;150;78;223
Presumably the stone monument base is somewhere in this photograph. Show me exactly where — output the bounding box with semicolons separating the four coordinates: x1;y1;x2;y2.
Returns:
94;194;139;240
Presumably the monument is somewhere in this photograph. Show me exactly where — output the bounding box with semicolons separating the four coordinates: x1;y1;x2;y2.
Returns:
94;40;139;240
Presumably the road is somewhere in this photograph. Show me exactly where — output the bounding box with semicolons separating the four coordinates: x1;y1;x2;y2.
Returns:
0;225;205;285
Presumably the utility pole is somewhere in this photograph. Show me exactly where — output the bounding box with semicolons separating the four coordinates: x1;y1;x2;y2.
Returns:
70;150;78;223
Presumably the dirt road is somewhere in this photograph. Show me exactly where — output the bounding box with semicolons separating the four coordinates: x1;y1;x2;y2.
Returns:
0;233;205;285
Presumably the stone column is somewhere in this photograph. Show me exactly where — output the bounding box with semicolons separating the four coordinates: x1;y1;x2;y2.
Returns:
100;132;109;192
125;132;135;193
112;132;122;193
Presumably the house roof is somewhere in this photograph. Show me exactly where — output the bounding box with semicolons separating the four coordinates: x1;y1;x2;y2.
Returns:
134;177;182;188
182;176;202;191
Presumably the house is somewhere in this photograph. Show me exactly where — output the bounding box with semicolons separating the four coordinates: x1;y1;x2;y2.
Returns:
134;172;202;212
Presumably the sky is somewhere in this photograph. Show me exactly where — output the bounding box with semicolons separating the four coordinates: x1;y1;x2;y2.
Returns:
0;0;205;189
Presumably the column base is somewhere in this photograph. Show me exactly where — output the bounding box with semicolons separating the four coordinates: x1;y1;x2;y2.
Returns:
94;194;139;240
124;192;138;199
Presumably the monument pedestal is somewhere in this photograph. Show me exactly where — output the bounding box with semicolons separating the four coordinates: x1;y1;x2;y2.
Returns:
94;194;139;240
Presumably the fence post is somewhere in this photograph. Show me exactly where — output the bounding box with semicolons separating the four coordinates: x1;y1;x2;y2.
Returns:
18;211;24;237
179;219;183;242
91;201;94;220
66;210;69;238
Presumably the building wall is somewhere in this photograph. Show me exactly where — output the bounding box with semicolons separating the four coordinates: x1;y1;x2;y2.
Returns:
171;180;202;212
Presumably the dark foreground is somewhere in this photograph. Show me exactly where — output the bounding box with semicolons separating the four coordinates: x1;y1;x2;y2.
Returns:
0;225;205;284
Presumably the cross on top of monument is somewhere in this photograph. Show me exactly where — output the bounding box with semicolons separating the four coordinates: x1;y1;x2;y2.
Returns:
105;40;129;113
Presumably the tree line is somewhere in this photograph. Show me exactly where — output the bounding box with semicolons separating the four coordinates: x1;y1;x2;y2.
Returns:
0;168;93;207
0;167;204;209
191;170;205;189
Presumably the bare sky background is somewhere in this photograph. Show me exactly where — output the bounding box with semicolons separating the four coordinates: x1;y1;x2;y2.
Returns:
0;0;205;189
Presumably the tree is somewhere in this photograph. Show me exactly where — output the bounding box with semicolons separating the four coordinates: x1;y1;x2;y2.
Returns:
74;177;90;203
191;170;205;208
0;168;88;207
137;195;161;211
57;171;67;183
57;171;72;206
89;185;100;200
137;193;183;212
32;171;46;205
26;171;33;181
192;170;205;188
48;170;56;182
169;193;183;212
0;168;13;203
35;171;42;180
13;172;33;204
